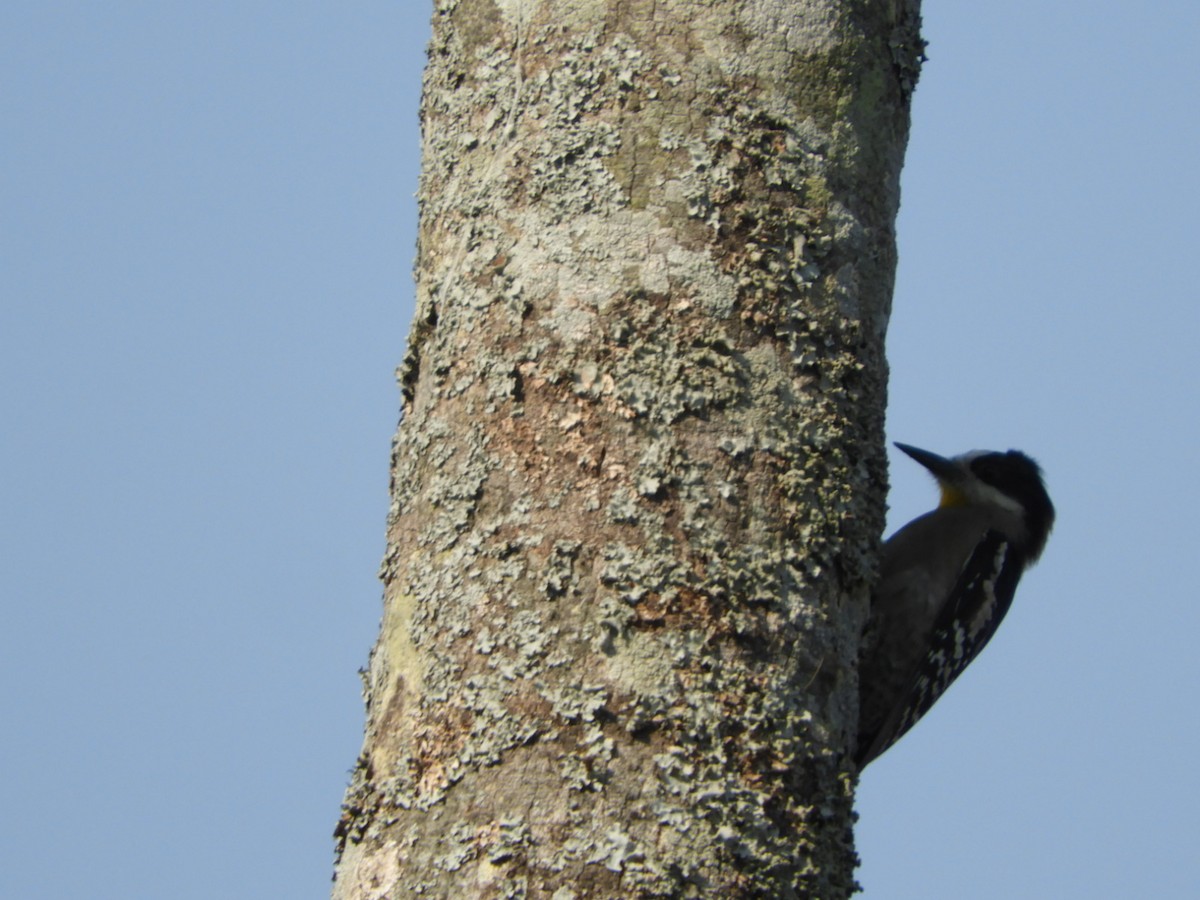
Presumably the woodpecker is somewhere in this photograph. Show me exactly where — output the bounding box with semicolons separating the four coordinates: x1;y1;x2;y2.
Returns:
856;442;1054;768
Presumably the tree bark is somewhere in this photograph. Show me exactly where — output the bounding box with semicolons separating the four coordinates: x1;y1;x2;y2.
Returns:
334;1;922;897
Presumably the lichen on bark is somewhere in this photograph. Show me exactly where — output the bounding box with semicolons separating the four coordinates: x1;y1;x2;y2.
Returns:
335;1;921;897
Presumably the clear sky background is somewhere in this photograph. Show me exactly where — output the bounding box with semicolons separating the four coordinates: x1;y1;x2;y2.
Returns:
3;3;1197;898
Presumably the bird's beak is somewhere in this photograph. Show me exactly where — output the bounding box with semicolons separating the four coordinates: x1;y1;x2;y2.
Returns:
894;442;959;481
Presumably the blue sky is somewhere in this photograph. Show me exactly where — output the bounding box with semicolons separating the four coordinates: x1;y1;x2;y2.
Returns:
3;3;1198;898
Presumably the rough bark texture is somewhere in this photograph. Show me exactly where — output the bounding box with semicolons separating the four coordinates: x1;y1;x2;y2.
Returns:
334;1;922;897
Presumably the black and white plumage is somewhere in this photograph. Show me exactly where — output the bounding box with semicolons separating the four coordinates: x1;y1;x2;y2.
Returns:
856;443;1054;769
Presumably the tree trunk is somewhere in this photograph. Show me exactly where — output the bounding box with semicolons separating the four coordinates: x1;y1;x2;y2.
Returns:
334;1;922;897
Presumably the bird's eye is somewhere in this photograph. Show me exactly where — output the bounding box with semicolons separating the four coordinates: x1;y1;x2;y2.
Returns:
968;453;1005;484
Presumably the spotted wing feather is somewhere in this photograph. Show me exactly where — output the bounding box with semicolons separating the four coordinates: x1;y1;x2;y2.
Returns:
861;532;1025;764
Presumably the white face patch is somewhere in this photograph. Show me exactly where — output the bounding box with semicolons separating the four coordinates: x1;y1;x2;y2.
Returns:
966;480;1025;515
